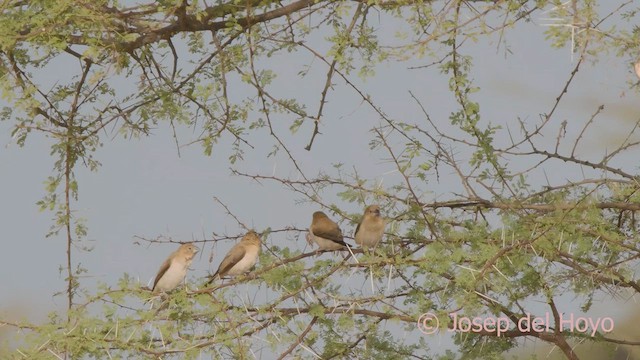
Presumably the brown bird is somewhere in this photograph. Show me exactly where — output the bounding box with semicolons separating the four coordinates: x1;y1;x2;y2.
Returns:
307;211;348;251
354;205;385;249
152;243;199;293
206;231;261;284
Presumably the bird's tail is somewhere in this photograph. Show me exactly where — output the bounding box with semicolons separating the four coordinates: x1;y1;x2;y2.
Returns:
204;272;220;286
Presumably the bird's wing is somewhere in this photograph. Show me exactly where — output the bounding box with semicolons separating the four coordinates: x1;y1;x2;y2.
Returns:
312;220;346;246
214;244;247;278
354;219;363;237
152;257;172;292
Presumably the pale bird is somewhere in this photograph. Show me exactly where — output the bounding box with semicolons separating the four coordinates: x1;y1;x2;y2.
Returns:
354;205;385;249
206;231;261;284
152;243;199;293
307;211;348;251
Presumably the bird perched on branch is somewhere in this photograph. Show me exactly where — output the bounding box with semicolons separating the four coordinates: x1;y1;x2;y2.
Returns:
152;243;199;293
307;211;349;251
354;205;385;249
206;231;261;285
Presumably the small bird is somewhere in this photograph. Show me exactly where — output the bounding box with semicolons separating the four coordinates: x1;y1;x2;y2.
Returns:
354;205;385;249
206;231;261;284
152;243;199;293
307;211;348;251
